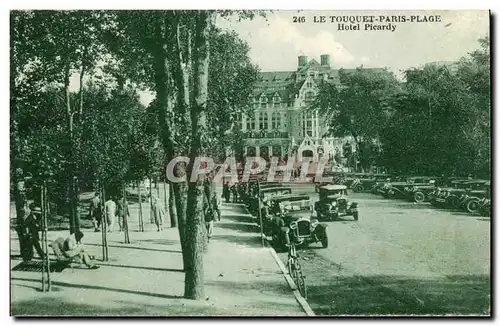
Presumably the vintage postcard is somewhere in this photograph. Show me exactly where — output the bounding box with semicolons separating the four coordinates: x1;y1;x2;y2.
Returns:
10;9;491;317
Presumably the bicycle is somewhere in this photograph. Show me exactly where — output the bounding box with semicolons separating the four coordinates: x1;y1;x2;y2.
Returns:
286;241;307;299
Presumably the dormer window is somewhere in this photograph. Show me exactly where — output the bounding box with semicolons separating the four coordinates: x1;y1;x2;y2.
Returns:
260;94;267;103
306;81;313;88
273;93;281;103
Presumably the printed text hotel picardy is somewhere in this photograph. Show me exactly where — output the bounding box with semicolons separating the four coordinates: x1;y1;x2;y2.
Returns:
292;14;443;32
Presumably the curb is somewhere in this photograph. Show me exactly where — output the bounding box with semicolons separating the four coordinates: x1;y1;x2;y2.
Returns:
241;205;315;317
263;236;316;316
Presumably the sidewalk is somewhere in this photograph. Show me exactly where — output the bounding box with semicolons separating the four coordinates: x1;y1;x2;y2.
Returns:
10;200;305;316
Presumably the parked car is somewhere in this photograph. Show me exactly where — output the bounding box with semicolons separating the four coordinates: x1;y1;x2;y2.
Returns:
406;184;437;203
352;174;391;193
478;197;491;217
271;198;328;251
380;176;436;199
314;185;359;221
262;194;311;236
460;180;490;214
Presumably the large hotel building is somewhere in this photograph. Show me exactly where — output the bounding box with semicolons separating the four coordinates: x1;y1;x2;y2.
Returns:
240;54;369;165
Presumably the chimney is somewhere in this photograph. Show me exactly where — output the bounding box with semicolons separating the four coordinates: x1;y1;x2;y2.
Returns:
298;55;308;68
321;54;330;67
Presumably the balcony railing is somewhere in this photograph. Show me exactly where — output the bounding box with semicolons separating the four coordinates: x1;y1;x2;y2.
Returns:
245;131;289;139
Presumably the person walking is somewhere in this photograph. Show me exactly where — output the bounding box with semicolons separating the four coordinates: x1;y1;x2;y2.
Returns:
104;197;117;232
89;192;102;232
152;196;166;232
223;181;230;203
204;195;215;242
24;206;46;261
116;195;130;232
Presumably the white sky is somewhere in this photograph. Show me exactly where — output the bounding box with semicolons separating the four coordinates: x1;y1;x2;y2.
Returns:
131;10;489;106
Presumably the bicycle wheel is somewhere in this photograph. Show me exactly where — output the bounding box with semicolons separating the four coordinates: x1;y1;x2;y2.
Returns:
295;261;307;299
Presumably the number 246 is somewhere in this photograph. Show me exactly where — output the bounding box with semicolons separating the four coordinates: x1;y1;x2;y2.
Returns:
293;16;305;23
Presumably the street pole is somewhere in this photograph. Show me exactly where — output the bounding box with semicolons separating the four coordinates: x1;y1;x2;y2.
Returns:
101;185;108;261
257;180;264;247
123;183;130;244
43;181;51;291
40;185;46;292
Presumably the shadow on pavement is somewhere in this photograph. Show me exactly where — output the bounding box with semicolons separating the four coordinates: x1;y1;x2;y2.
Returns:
211;234;263;249
222;214;255;224
305;274;490;316
85;243;182;254
476;218;491;222
96;262;184;273
216;222;260;234
11;277;181;300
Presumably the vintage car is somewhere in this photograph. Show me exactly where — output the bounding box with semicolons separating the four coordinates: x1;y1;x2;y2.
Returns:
459;181;490;214
430;179;470;207
313;172;347;193
405;184;437;203
271;199;328;251
261;194;311;236
380;176;436;199
431;179;489;210
250;186;292;218
351;174;391;193
314;185;359;221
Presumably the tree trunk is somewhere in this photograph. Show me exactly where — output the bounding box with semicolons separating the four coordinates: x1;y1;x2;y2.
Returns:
184;10;213;300
151;16;187;267
13;169;28;258
137;180;144;232
65;63;76;235
168;182;177;227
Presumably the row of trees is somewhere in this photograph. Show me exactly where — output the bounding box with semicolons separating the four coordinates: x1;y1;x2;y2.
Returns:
11;10;261;299
311;36;490;178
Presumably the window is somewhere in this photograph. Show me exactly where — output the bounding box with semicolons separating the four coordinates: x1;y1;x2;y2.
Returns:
305;91;315;102
260;94;267;104
273;94;281;103
271;112;281;129
246;114;255;131
259;112;268;130
306;82;313;88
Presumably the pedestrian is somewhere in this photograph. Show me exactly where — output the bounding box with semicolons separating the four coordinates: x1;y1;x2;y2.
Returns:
204;195;214;242
116;195;130;232
89;192;102;232
230;184;238;203
152;196;166;232
50;231;99;269
104;196;117;232
24;206;46;260
223;182;230;203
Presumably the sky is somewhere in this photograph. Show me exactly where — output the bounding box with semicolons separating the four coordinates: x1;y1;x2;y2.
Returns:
216;10;489;74
69;9;489;106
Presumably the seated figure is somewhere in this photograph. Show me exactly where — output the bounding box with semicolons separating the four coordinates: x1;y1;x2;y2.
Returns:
50;231;99;269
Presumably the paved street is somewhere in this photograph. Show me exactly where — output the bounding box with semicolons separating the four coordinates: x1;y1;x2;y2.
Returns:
275;187;491;315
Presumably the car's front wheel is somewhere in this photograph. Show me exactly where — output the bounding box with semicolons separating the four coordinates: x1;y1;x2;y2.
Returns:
413;191;425;203
467;199;481;214
321;232;328;248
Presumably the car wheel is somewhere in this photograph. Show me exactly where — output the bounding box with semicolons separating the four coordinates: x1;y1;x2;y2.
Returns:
355;185;364;192
446;196;459;208
321;232;328;248
387;191;396;199
330;213;338;221
353;212;359;221
413;191;425;203
467;200;481;214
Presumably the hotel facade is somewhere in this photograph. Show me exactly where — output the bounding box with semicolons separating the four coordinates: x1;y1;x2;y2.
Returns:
240;54;370;165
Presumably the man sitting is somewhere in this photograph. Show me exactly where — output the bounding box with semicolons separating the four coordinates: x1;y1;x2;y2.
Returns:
50;231;99;269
